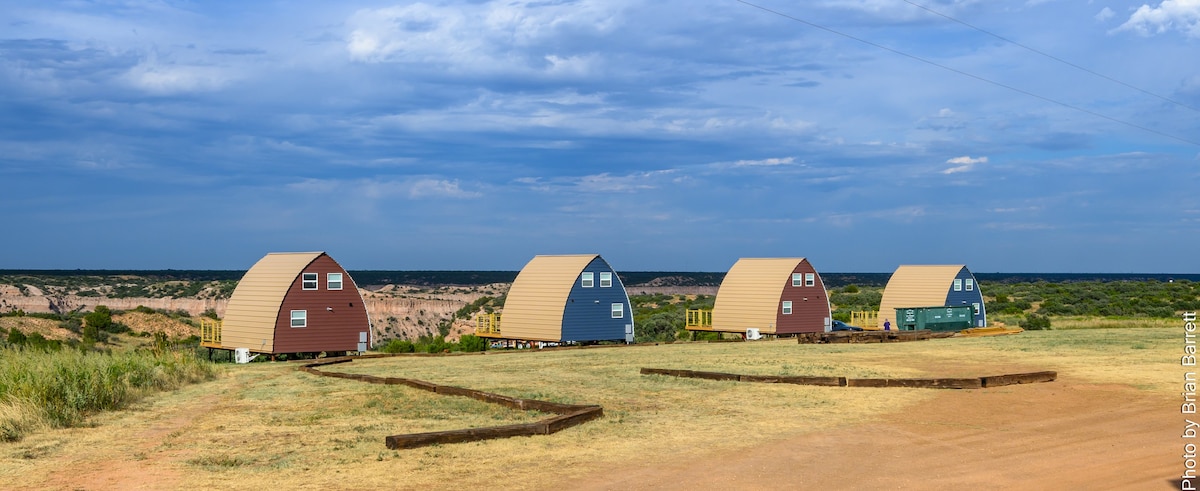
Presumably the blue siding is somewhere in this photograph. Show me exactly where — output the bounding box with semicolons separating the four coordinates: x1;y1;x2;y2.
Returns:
943;266;987;327
561;257;632;342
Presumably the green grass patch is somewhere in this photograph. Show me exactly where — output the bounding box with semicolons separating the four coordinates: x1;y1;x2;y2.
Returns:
0;347;219;441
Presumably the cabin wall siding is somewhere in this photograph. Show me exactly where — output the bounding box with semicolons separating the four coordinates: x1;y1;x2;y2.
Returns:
560;257;633;342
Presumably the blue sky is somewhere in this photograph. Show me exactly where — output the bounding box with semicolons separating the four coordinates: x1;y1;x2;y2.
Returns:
2;0;1198;272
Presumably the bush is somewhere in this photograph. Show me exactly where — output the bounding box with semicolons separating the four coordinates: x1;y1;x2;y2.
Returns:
1020;314;1052;330
7;328;27;346
842;284;859;294
83;306;113;332
379;339;415;354
457;334;487;352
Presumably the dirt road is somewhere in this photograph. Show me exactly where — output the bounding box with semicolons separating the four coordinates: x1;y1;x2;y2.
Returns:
576;377;1177;490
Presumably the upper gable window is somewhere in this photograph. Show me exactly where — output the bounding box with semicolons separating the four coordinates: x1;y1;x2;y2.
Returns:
805;273;815;287
965;278;974;291
302;273;318;290
328;273;343;290
600;272;612;288
954;279;963;291
581;272;594;288
792;273;802;287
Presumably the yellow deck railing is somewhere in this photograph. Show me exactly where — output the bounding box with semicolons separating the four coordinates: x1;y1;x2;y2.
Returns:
200;318;222;347
685;309;713;330
851;310;881;331
475;313;501;338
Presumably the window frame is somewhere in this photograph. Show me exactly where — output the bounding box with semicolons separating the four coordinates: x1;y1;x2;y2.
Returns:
972;303;981;315
805;273;815;287
954;279;963;291
581;272;594;288
290;310;307;328
611;303;624;319
782;300;793;315
599;272;612;288
327;272;343;291
965;278;974;291
302;273;318;290
792;273;803;287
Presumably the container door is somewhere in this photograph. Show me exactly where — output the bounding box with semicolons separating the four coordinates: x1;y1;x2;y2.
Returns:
624;324;634;344
358;332;368;353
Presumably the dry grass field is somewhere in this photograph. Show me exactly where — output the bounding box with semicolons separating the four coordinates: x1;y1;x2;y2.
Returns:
0;324;1181;490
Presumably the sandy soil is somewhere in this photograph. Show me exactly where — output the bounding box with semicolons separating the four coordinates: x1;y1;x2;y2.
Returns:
575;376;1176;490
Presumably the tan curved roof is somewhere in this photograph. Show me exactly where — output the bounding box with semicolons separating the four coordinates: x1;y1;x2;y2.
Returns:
222;252;323;351
712;258;805;334
500;254;599;341
877;265;965;329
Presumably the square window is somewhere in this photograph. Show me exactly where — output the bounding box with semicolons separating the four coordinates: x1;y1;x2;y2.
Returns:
792;273;802;287
600;272;612;288
327;273;343;290
611;303;624;318
965;278;974;291
805;273;815;287
954;279;963;291
782;301;793;315
290;310;307;328
581;272;594;288
302;273;318;290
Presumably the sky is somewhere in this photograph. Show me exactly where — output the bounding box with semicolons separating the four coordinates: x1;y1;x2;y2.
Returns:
1;0;1198;273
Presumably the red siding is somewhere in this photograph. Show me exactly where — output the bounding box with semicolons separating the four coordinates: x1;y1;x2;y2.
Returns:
273;254;370;353
774;259;831;334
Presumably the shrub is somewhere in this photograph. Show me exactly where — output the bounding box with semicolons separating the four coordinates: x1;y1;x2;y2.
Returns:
842;284;859;294
83;306;113;333
7;328;26;346
379;339;415;354
457;334;487;352
1020;314;1052;330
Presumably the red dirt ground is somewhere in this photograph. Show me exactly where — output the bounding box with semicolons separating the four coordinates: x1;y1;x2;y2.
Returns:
575;376;1177;490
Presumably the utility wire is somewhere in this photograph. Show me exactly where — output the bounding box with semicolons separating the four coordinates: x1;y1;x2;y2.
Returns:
734;0;1200;147
901;0;1200;115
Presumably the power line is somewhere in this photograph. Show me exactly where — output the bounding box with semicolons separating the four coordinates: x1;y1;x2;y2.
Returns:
734;0;1200;147
901;0;1200;115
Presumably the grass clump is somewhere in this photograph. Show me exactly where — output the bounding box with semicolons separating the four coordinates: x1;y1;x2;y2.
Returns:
0;347;219;441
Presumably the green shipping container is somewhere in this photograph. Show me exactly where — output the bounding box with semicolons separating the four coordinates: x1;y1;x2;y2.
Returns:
894;306;975;332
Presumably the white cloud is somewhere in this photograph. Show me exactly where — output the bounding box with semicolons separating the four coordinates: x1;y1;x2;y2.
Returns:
405;178;480;199
734;157;795;167
344;1;623;73
942;155;988;174
1114;0;1200;38
1096;7;1115;21
288;177;480;199
124;60;232;94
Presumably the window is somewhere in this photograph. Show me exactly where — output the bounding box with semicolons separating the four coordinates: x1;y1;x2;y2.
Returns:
600;272;612;288
965;278;974;291
290;310;307;328
792;273;802;287
611;303;624;318
581;272;594;288
327;273;343;290
972;303;981;315
782;301;793;315
954;279;963;291
302;273;318;290
805;273;815;287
